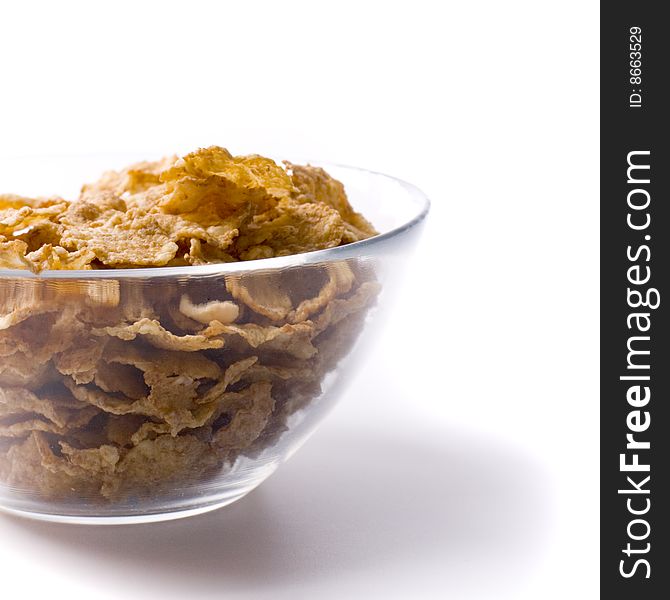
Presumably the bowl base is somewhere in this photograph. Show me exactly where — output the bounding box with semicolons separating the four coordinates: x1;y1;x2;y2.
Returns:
0;462;278;525
0;496;245;525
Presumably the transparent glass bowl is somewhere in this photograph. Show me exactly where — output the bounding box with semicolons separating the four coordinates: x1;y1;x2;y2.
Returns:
0;157;429;524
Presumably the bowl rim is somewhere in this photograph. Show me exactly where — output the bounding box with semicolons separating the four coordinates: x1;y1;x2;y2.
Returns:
0;160;430;279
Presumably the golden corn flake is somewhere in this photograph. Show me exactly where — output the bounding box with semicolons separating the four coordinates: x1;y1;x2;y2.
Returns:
104;414;151;447
94;362;149;400
92;317;225;351
1;194;44;210
287;162;377;242
80;156;177;198
128;421;172;446
196;357;259;406
225;272;293;321
235;199;346;260
0;352;56;388
0;308;90;378
204;320;318;359
0;418;67;438
239;363;314;386
25;245;96;271
0;295;59;331
27;308;92;365
0;239;32;270
64;378;211;436
103;340;222;381
183;237;236;265
159;147;294;220
60;208;181;267
101;434;217;499
59;441;120;477
0;386;99;429
211;381;275;450
288;262;355;323
52;337;107;384
315;280;381;333
0;202;66;236
0;432;102;496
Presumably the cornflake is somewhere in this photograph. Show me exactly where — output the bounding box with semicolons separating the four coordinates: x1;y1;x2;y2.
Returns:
0;146;381;504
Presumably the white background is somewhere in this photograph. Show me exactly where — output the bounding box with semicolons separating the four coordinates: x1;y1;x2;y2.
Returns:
0;1;599;598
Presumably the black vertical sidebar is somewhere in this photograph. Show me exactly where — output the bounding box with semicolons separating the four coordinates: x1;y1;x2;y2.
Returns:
601;3;669;598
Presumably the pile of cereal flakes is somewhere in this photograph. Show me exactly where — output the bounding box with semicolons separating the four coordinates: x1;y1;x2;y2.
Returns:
0;147;379;502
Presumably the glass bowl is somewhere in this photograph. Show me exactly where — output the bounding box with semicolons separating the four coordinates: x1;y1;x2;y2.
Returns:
0;156;429;524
